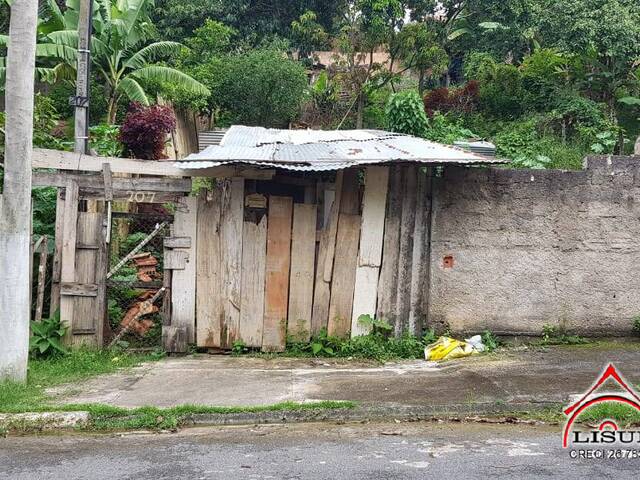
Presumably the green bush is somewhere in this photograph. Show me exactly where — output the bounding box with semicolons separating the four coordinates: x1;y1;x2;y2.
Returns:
520;49;568;111
478;64;525;119
29;312;68;359
633;316;640;336
385;90;429;137
424;113;477;144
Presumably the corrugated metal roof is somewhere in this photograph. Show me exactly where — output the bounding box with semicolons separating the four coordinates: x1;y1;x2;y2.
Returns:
198;129;227;152
179;126;503;172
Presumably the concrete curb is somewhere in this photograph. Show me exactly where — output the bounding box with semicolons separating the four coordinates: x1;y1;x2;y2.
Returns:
0;411;89;432
0;401;562;434
184;401;563;427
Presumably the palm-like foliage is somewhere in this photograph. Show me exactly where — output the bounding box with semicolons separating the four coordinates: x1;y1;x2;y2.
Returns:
2;0;208;123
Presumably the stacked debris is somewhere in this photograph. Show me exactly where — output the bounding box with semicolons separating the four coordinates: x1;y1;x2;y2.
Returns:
131;252;160;282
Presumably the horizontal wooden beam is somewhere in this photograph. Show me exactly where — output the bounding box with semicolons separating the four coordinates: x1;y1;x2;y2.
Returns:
32;148;276;179
60;282;98;297
79;191;185;203
33;171;193;192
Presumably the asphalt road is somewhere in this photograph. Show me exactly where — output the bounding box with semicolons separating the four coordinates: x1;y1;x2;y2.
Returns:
0;422;637;479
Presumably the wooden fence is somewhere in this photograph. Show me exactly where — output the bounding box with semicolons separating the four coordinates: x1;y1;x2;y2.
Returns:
178;165;432;352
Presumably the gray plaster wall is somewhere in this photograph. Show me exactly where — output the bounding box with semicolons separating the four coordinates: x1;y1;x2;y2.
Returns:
427;156;640;336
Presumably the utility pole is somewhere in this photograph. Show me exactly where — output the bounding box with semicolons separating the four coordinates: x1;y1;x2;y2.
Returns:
0;0;39;381
73;0;92;154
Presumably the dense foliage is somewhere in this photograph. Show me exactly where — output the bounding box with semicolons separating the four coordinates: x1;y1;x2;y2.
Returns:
0;0;638;180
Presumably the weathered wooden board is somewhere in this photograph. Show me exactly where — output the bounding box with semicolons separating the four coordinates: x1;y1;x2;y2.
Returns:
357;167;389;268
162;326;187;354
33;171;192;192
196;189;222;347
239;215;267;347
350;167;389;336
311;226;331;335
327;213;361;338
350;266;380;335
322;171;343;282
340;168;360;215
32;148;274;179
163;236;192;249
394;167;418;334
60;282;98;297
72;213;105;345
287;204;317;341
49;191;65;315
376;166;403;323
171;196;198;343
34;236;48;321
262;196;293;352
60;181;79;342
164;250;189;270
219;178;245;348
408;168;431;333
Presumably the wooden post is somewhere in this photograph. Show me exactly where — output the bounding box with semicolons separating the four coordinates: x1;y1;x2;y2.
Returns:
171;197;198;343
73;0;92;154
60;180;79;341
35;236;48;321
162;326;187;354
50;191;65;314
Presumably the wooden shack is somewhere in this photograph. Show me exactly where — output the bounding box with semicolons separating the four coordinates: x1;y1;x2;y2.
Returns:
172;126;501;352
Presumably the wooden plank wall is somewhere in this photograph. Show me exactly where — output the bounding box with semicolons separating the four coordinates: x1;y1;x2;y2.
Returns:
186;165;432;350
376;166;432;335
262;196;293;352
287;204;317;341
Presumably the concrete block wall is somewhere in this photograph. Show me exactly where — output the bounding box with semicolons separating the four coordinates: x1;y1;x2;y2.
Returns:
428;156;640;336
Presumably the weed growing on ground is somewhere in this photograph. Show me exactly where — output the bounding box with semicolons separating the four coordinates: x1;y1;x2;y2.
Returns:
271;327;500;362
633;315;640;336
539;324;589;346
481;330;501;352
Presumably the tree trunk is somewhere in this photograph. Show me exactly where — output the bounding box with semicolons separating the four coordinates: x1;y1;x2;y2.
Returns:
0;0;39;382
635;135;640;155
107;94;118;125
356;93;364;129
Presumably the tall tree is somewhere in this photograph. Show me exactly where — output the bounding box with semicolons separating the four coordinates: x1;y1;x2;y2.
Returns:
0;0;39;381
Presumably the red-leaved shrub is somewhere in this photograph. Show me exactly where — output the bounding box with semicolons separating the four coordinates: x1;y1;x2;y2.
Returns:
423;81;479;117
119;102;176;159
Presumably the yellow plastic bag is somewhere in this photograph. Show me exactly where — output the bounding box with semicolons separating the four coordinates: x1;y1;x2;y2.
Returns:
424;336;479;361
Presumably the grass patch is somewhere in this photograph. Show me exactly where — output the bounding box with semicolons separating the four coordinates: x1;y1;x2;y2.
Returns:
0;348;163;413
504;401;640;428
576;402;640;427
82;400;357;431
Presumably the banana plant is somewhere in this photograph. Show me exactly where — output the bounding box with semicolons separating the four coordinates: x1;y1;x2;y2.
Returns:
1;0;209;123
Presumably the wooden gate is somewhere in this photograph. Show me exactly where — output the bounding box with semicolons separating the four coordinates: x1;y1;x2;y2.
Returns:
56;181;108;346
